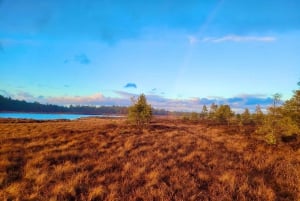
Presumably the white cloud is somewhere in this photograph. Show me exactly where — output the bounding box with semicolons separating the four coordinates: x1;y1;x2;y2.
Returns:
47;93;105;105
15;91;36;100
189;35;276;44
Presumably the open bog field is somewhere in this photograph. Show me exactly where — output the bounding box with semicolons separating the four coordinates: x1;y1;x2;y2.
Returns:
0;117;299;201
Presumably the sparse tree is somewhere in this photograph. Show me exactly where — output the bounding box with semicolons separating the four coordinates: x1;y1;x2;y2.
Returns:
241;108;252;125
270;93;282;117
258;93;282;143
128;94;152;130
200;105;208;119
270;93;282;140
253;105;264;125
215;104;234;125
208;103;218;120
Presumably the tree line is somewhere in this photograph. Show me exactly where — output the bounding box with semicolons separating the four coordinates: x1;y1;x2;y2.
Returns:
179;86;300;144
126;83;299;145
0;95;168;115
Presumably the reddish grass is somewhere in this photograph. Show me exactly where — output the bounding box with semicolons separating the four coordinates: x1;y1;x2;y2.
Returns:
0;117;299;201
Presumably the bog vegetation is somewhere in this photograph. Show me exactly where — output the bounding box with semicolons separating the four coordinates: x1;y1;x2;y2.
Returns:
0;86;299;200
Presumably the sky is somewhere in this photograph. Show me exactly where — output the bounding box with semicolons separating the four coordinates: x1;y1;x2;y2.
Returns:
1;0;300;112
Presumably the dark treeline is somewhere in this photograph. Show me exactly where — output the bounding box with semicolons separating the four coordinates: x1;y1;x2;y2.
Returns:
0;95;69;113
0;95;169;115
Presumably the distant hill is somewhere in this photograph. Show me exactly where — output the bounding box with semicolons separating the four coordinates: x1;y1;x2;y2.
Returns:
0;95;169;115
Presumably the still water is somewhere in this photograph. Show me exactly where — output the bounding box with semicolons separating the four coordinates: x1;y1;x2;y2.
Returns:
0;113;117;120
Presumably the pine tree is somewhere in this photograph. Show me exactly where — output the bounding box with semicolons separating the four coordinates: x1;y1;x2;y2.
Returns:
283;90;300;126
215;104;234;125
256;89;300;144
128;94;152;130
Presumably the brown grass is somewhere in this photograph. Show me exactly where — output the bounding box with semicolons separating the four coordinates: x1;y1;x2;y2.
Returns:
0;117;299;200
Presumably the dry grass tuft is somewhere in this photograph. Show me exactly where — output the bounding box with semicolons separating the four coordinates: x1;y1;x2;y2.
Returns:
88;185;107;201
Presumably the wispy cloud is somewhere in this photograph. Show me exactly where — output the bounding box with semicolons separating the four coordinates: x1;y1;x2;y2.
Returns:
124;83;137;89
189;35;276;44
209;35;276;43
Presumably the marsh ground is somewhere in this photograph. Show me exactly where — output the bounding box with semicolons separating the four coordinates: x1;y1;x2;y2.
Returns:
0;117;299;201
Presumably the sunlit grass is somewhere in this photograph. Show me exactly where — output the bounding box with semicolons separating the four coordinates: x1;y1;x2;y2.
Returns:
0;117;299;200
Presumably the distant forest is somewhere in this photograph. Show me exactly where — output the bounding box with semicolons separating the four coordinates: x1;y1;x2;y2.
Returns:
0;95;169;115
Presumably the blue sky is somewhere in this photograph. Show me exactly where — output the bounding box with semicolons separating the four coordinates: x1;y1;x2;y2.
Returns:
1;0;300;112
